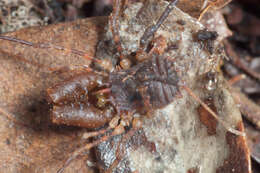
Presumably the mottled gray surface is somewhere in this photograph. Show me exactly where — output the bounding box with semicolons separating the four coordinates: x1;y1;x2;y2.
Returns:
130;76;240;173
95;1;248;173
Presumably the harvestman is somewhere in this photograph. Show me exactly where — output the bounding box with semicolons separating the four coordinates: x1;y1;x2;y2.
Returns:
0;0;245;172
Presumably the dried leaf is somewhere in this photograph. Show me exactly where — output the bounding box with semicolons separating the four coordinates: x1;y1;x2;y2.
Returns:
177;0;231;19
0;17;107;173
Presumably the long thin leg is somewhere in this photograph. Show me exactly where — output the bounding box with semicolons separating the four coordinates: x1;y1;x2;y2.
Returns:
228;74;246;86
109;0;125;59
109;0;134;70
104;127;139;173
198;0;232;21
0;35;117;71
57;123;125;173
198;3;212;21
82;116;120;139
182;86;245;136
0;36;102;64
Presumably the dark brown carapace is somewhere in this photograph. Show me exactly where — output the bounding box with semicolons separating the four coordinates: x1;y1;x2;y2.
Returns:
0;0;244;172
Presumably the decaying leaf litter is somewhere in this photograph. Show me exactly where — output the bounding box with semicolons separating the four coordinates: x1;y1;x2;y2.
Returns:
0;0;255;172
220;0;260;171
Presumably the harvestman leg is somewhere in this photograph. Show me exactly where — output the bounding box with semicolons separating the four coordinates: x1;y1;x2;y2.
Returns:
57;117;125;173
134;0;245;136
104;128;140;173
0;35;104;69
109;0;127;59
198;0;231;21
0;35;117;73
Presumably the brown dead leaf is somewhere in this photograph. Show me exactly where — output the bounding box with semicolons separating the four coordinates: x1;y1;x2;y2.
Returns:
197;98;218;135
176;0;231;19
245;123;260;164
177;0;206;18
0;17;107;173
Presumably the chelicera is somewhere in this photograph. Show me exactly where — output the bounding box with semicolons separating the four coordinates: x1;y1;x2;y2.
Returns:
0;0;245;172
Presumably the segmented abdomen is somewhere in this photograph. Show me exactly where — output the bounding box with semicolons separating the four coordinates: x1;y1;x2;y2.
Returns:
110;54;179;113
136;54;179;109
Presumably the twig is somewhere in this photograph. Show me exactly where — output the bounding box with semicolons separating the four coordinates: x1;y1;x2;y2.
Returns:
224;40;260;81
